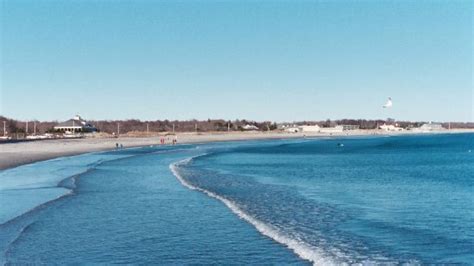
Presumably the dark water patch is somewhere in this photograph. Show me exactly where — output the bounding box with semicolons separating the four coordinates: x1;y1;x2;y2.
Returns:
175;134;474;264
176;163;409;264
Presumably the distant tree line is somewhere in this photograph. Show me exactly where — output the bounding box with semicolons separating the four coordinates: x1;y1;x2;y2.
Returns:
0;116;57;135
0;116;278;135
91;119;278;134
0;116;473;136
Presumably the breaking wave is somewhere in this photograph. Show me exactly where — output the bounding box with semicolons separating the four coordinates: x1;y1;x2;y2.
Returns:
170;156;336;265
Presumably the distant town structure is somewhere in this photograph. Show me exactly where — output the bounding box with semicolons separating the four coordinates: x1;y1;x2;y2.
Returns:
281;124;359;133
242;124;259;131
299;125;321;132
280;124;298;132
54;115;97;133
283;126;300;133
282;125;321;133
379;123;403;131
319;125;344;133
417;122;444;132
341;125;360;130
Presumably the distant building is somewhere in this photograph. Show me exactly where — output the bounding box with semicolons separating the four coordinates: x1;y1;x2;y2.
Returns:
280;124;298;132
284;127;301;133
281;124;320;133
282;124;358;133
54;115;97;133
242;124;259;131
418;122;444;132
299;125;321;132
341;125;360;131
379;124;403;131
319;126;344;133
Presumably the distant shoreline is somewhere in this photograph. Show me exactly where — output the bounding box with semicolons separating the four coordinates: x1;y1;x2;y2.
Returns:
1;129;472;170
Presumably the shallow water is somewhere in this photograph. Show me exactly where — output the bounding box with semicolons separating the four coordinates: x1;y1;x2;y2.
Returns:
1;143;303;264
1;134;473;264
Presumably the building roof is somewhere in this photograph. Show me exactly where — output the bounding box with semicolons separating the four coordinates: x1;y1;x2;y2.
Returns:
420;123;443;129
54;115;95;129
242;124;259;130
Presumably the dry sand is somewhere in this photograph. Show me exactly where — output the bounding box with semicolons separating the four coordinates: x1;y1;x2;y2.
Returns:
0;132;302;169
0;130;472;170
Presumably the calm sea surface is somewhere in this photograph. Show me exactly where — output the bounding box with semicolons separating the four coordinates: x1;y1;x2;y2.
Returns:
1;134;473;264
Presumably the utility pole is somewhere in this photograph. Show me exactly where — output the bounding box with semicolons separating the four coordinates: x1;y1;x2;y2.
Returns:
172;123;175;133
26;121;28;134
147;123;149;134
227;122;230;132
117;123;120;136
3;121;6;137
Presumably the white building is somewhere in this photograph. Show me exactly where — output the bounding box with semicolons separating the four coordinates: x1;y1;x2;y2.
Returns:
283;124;359;134
417;122;444;132
54;115;97;133
379;123;403;131
341;125;360;130
319;126;344;133
242;124;259;131
282;125;320;133
284;127;301;133
299;125;321;132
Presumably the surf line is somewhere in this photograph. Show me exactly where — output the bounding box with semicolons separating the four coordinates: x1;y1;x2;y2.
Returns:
169;155;335;265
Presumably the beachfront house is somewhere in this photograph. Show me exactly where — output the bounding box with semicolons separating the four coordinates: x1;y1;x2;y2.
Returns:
416;122;444;132
319;126;344;133
242;124;259;131
279;124;300;133
54;115;97;133
299;125;321;132
379;123;403;131
284;127;300;133
341;125;360;131
281;124;320;133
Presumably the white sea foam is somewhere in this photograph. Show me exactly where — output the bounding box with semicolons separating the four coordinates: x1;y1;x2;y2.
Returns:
170;156;337;265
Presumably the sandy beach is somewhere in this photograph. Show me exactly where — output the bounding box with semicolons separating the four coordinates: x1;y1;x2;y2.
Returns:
0;132;296;170
0;129;472;170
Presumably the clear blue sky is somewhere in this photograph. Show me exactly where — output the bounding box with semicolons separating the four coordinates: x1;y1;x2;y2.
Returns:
1;0;472;122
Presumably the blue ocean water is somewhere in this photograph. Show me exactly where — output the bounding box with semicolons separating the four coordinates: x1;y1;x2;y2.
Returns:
1;134;473;264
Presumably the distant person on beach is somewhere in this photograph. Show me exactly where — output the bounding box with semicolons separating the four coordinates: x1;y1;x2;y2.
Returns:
115;143;119;149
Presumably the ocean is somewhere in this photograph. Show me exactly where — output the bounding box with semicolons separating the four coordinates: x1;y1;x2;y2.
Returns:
1;134;473;264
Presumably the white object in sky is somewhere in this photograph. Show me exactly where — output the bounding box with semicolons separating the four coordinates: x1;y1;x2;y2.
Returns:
383;97;393;108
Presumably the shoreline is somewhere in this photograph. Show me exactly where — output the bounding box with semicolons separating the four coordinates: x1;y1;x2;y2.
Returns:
1;129;472;170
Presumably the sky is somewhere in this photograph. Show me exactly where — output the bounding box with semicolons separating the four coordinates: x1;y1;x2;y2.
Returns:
0;0;472;122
